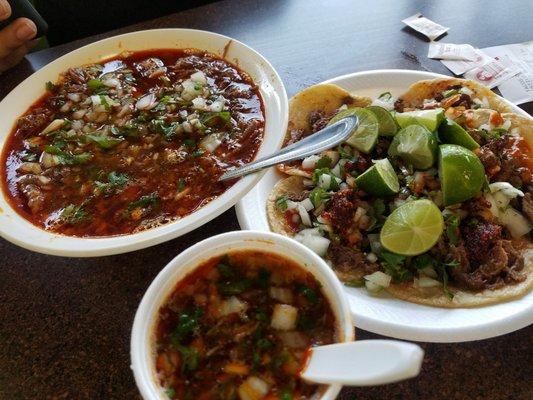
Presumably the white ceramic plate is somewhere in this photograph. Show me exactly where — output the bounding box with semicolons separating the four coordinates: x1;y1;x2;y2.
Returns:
0;29;288;256
236;69;533;343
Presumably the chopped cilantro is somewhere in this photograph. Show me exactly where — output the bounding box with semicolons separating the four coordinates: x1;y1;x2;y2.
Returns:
200;111;231;127
316;155;332;169
444;213;460;245
44;145;92;165
45;81;56;91
170;308;203;345
95;172;129;196
192;149;204;157
85;134;123;149
309;187;331;207
183;138;196;148
379;251;411;282
296;284;318;303
177;345;199;372
412;253;435;269
60;204;89;224
275;195;289;211
87;78;107;94
441;89;459;98
177;178;186;192
127;193;160;211
164;388;176;398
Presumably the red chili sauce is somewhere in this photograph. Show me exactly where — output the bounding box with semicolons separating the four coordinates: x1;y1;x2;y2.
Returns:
154;250;337;400
1;49;264;236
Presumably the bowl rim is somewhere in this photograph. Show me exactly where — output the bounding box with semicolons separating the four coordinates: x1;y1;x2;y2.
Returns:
0;28;288;257
130;230;355;400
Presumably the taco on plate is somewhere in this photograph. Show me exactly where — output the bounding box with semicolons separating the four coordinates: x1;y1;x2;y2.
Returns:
267;79;533;307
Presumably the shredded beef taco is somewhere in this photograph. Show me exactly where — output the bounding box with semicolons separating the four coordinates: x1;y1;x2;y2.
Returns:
267;78;533;308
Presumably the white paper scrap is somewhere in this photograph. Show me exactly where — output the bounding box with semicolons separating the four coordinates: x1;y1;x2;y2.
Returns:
481;41;533;104
402;13;449;41
441;49;493;75
463;58;520;89
428;42;477;61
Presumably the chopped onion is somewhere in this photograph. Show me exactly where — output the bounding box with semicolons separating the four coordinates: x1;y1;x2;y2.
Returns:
39;152;59;168
271;304;298;331
459;86;474;96
219;296;248;316
67;93;81;102
500;207;532;238
71;109;87;120
40;119;65;135
303;178;314;187
192;97;208;110
419;266;438;279
298;204;312;226
331;163;341;177
103;77;120;88
238;376;269;400
277;331;308;349
182;121;193;133
366;252;378;263
269;287;294;304
200;133;222;153
501;119;512;130
181;79;203;100
294;232;330;256
414;276;441;288
300;198;314;212
286;200;298;210
365;280;384;295
297;228;322;237
209;95;226;112
489;182;524;198
301;155;321;170
135;93;157;110
318;173;331;189
371;97;395;111
364;271;392;287
190;70;207;85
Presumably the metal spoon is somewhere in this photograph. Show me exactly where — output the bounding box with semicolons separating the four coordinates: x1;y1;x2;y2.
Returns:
218;115;359;181
301;340;424;386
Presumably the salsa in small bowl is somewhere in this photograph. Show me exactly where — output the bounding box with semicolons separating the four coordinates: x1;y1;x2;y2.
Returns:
131;231;354;400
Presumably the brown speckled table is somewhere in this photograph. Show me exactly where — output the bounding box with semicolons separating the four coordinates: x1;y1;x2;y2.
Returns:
1;1;532;399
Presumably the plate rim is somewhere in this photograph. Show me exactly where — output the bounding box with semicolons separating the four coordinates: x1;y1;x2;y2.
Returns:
236;68;533;342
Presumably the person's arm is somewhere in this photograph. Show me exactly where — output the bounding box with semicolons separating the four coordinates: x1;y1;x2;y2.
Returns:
0;0;37;73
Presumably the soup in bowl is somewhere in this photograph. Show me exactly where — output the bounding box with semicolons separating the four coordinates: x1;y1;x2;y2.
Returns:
131;231;354;400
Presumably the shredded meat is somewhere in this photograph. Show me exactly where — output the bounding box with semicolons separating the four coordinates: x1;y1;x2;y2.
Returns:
462;219;502;265
394;99;404;112
309;110;330;133
287;191;310;202
521;190;533;223
324;188;358;235
478;136;529;187
326;243;379;279
16;108;53;136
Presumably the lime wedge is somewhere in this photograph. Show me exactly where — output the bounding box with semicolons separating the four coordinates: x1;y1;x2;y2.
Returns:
329;108;379;153
438;118;479;150
388;125;437;170
380;199;444;256
395;108;445;132
354;158;399;197
366;106;398;136
439;144;486;206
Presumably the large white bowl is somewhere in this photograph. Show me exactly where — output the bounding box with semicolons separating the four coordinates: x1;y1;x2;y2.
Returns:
0;29;288;256
130;231;354;400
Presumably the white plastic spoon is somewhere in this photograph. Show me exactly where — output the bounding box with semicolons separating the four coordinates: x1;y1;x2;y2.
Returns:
300;340;424;386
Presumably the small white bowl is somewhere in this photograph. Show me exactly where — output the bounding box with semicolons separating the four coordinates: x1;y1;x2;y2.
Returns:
130;230;354;400
0;29;288;256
